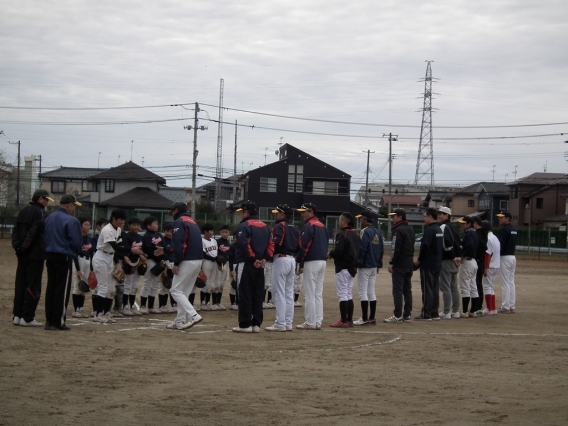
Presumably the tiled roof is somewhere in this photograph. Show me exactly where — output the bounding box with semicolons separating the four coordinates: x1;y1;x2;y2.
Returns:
511;173;567;186
91;161;166;184
98;187;173;209
40;167;106;180
454;182;508;196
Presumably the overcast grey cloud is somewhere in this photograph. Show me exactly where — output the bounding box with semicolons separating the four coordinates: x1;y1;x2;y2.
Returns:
1;0;567;193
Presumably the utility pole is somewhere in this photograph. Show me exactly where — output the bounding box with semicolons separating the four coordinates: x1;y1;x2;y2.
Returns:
491;165;496;181
513;165;518;181
215;79;224;211
36;155;42;188
9;140;21;207
363;150;375;207
184;102;206;215
232;120;238;203
383;133;398;240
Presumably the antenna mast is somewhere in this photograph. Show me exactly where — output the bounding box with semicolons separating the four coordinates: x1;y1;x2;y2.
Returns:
414;60;437;188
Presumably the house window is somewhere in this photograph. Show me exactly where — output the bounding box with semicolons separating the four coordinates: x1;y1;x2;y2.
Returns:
51;181;65;193
260;177;277;192
258;207;270;221
313;181;338;195
511;186;518;199
105;179;115;193
500;200;509;210
288;165;304;193
82;180;93;192
467;200;475;208
536;198;543;209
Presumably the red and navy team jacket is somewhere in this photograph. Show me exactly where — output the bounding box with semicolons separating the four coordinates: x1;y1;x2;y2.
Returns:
172;212;203;266
296;216;329;268
272;218;300;257
235;215;274;264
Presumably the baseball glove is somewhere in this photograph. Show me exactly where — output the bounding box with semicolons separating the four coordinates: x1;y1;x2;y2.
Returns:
195;269;207;288
88;271;98;289
78;279;90;293
112;263;125;283
161;275;172;290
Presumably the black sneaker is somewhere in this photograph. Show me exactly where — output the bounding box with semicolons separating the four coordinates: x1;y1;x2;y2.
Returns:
44;321;52;330
414;316;432;322
50;324;71;331
403;316;412;323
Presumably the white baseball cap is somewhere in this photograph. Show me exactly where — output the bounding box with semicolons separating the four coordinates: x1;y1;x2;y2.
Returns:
437;206;451;215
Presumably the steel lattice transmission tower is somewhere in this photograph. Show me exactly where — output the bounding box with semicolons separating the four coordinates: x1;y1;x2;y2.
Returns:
214;78;224;211
414;61;438;188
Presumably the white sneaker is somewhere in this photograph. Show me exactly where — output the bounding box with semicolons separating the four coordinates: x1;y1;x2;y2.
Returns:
160;306;170;313
265;325;286;332
315;322;322;330
262;302;270;309
20;318;43;327
266;303;275;309
72;311;83;318
93;313;108;323
78;308;89;318
122;306;134;316
383;315;403;323
451;312;461;319
139;306;149;315
104;312;117;323
460;312;469;318
208;304;219;311
181;314;203;330
296;322;317;330
194;304;200;311
149;308;161;314
294;301;302;307
112;309;124;317
230;304;238;311
200;303;210;311
166;322;184;330
132;307;143;316
216;304;226;311
497;307;511;314
252;325;261;333
168;306;178;313
439;312;452;320
353;318;370;326
232;326;252;333
13;316;21;325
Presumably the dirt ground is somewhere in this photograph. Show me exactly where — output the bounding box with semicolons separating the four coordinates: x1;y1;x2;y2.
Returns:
1;239;567;426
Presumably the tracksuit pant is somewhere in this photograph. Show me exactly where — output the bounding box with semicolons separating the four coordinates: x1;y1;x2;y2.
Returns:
419;268;439;319
271;255;296;329
237;262;265;328
45;253;73;328
391;268;413;319
439;259;460;314
169;260;202;325
13;256;44;322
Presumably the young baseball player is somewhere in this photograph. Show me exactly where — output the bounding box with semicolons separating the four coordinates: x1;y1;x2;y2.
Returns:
158;224;177;313
200;223;218;310
457;216;481;318
482;221;501;315
71;218;93;318
213;225;231;310
121;217;145;316
228;230;239;310
263;261;275;309
90;218;108;316
293;269;303;307
140;216;164;314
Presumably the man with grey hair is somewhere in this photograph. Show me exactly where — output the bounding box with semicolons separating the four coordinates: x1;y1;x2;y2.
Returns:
436;207;462;319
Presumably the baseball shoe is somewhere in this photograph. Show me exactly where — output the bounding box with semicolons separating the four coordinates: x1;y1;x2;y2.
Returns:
216;304;227;311
296;322;318;330
194;304;200;311
166;322;185;330
267;303;275;309
294;301;302;307
159;306;170;313
168;306;178;313
403;316;412;323
414;316;432;322
104;312;117;323
316;322;322;330
72;311;85;318
181;314;203;330
232;326;253;333
252;326;261;333
439;312;452;320
483;308;497;316
122;306;134;316
13;316;21;325
497;307;511;314
469;311;479;318
139;306;149;315
112;308;124;317
262;302;270;309
200;303;210;311
132;307;143;316
230;304;238;311
50;324;71;331
265;325;286;332
510;308;516;313
451;312;461;319
79;309;90;318
353;318;370;326
93;313;108;323
329;319;350;328
19;318;43;327
209;304;219;311
149;308;161;314
460;312;470;318
383;315;402;323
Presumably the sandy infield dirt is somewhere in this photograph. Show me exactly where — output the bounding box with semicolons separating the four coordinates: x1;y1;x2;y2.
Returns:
1;239;567;426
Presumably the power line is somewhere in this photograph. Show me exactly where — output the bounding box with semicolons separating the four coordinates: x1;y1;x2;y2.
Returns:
0;103;195;111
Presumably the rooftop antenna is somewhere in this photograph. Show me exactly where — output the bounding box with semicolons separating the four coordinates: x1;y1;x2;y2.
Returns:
130;140;133;161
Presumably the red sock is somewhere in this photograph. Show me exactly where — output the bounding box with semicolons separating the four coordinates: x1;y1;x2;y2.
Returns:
491;295;496;311
485;295;492;311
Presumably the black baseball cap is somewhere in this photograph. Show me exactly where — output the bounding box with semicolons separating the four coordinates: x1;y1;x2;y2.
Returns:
32;188;54;202
297;203;317;214
169;202;187;214
457;216;475;224
496;210;512;219
387;208;406;220
60;194;82;206
236;200;257;212
271;204;293;215
355;209;376;220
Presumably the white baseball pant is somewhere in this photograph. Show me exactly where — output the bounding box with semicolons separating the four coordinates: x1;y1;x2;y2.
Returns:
271;255;296;329
357;267;377;302
459;258;478;298
141;259;161;298
303;260;326;327
335;269;354;302
499;255;516;310
92;251;115;298
169;259;202;325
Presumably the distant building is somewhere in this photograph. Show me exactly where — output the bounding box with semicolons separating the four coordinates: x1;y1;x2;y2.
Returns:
451;182;509;226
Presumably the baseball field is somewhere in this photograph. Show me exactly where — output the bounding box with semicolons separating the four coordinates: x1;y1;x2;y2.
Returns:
1;238;567;426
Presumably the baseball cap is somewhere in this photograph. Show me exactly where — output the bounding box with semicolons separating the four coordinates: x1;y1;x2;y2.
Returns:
355;209;376;219
457;216;474;224
297;202;317;213
32;188;54;202
341;212;355;226
437;206;451;215
169;202;187;214
60;194;82;206
387;208;406;220
271;204;293;215
236;200;257;212
496;210;512;219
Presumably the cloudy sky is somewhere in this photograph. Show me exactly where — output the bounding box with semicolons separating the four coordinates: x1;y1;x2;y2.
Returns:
1;0;567;197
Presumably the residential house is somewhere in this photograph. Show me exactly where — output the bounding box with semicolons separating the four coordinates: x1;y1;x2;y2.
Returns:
39;166;105;205
451;182;509;225
508;173;568;228
423;190;453;210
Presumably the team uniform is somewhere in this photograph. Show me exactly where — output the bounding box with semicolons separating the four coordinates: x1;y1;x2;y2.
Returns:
122;231;145;316
498;222;518;313
266;216;300;331
482;231;501;315
460;227;480;317
227;240;239;310
158;234;177;313
354;224;384;325
438;219;462;318
416;222;443;320
214;235;230;309
71;234;94;318
200;237;218;310
141;230;164;314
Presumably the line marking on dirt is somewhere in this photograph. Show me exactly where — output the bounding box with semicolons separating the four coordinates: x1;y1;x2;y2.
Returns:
352;330;568;337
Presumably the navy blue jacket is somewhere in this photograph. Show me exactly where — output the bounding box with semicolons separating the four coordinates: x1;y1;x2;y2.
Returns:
11;201;46;259
235;215;274;264
358;226;384;268
461;228;480;259
329;227;361;275
162;236;175;263
389;221;415;271
417;222;443;273
296;216;329;267
499;224;518;256
44;208;82;258
272;218;300;257
172;212;203;265
143;231;164;263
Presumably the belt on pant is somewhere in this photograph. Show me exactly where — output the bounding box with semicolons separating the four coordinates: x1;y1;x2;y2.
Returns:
464;257;473;260
277;254;295;258
79;254;89;259
101;250;114;255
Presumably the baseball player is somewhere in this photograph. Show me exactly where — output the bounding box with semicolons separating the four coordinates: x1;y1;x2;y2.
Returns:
11;188;52;327
233;200;274;333
472;217;489;316
140;216;164;314
121;217;145;316
90;218;108;316
265;204;300;332
295;203;329;330
482;220;500;315
166;202;203;330
71;218;93;318
158;224;177;313
200;223;218;310
457;216;480;318
228;230;239;310
214;225;231;310
353;209;384;326
328;212;361;328
496;211;518;313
